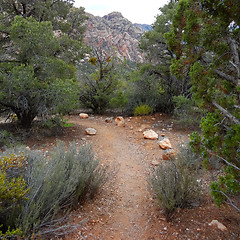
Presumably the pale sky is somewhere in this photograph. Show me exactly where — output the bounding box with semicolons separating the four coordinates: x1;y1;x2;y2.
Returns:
74;0;170;25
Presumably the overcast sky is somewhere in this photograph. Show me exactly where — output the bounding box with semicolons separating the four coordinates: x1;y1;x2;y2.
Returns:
74;0;170;25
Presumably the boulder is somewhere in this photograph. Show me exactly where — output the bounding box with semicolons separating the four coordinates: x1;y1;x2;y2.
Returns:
143;130;158;140
162;149;176;160
209;220;227;231
115;116;125;127
79;113;89;119
159;138;172;150
85;128;97;135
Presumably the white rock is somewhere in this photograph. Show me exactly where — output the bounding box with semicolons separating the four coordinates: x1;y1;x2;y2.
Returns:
85;128;97;135
159;138;172;150
115;116;125;127
143;130;158;140
209;220;227;231
79;113;89;119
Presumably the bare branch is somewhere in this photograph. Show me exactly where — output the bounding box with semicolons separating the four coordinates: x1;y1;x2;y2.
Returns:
212;101;240;125
212;190;240;212
214;69;236;85
215;154;240;171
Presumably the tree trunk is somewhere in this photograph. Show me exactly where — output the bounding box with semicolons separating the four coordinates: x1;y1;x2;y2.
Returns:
17;111;36;128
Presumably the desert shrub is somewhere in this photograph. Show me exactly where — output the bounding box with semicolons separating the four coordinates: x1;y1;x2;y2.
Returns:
173;96;202;128
0;130;14;148
0;153;29;238
134;104;153;116
0;141;108;238
150;145;201;220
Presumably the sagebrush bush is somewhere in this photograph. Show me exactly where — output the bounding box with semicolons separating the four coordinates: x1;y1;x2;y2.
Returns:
150;145;201;220
134;104;153;116
0;141;108;238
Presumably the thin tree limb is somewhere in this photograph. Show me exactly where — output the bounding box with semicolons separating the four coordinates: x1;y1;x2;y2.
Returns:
212;101;240;125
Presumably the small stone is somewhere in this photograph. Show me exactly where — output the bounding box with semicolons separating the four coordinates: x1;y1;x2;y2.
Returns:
85;128;97;135
143;129;158;140
151;160;160;166
115;116;125;127
162;149;176;160
159;138;172;150
105;117;113;123
209;220;227;231
161;133;166;137
79;113;89;119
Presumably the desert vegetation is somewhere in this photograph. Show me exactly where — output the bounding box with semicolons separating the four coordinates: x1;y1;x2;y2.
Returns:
0;0;239;238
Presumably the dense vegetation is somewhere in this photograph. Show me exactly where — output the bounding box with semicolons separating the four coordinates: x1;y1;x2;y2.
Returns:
0;0;239;237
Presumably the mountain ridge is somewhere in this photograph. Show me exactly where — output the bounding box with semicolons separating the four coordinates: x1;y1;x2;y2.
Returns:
84;11;151;62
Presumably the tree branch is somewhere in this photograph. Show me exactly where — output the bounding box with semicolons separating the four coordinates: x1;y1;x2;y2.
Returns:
214;69;236;85
212;101;240;125
212;190;240;213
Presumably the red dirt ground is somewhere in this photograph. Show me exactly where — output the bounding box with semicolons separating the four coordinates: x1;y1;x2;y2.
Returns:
25;113;240;240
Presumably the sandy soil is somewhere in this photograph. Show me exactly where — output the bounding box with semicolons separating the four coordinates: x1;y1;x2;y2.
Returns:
25;113;240;240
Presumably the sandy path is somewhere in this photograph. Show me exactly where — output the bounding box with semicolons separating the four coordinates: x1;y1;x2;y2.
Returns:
69;116;154;239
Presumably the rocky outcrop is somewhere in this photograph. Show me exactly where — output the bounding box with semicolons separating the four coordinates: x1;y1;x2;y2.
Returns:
84;12;146;62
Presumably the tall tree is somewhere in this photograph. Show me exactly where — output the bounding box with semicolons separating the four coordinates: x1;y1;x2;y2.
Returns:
0;0;88;127
138;1;189;113
79;49;120;114
165;0;240;211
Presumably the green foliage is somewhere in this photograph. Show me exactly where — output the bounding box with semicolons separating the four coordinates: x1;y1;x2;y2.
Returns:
150;145;200;220
0;142;108;237
167;0;240;211
127;63;174;114
137;1;189;114
0;130;14;148
0;2;87;128
0;226;22;240
109;90;128;111
79;50;121;114
0;153;29;238
173;95;202;127
134;105;153;116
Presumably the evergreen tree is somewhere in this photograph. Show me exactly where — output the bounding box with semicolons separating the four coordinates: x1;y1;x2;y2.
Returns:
165;0;240;211
0;0;87;127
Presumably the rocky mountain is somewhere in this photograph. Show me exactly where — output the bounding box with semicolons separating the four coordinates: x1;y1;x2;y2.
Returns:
84;12;149;62
134;23;153;32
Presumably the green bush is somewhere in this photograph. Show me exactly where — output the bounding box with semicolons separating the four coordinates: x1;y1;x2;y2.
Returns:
150;145;201;220
173;95;202;128
0;141;108;238
134;104;153;116
0;130;14;148
0;153;29;238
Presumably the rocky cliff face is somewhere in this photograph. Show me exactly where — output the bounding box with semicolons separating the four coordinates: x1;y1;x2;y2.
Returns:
84;12;148;62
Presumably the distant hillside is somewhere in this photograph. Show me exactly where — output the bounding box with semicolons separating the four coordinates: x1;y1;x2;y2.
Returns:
134;23;152;32
84;12;148;62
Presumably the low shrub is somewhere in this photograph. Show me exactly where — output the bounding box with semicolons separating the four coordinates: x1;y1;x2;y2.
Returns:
134;104;153;116
150;145;201;220
173;96;202;128
0;141;108;238
0;153;29;239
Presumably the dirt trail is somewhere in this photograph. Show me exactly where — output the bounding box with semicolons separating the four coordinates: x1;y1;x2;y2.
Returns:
69;116;153;239
57;114;240;240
